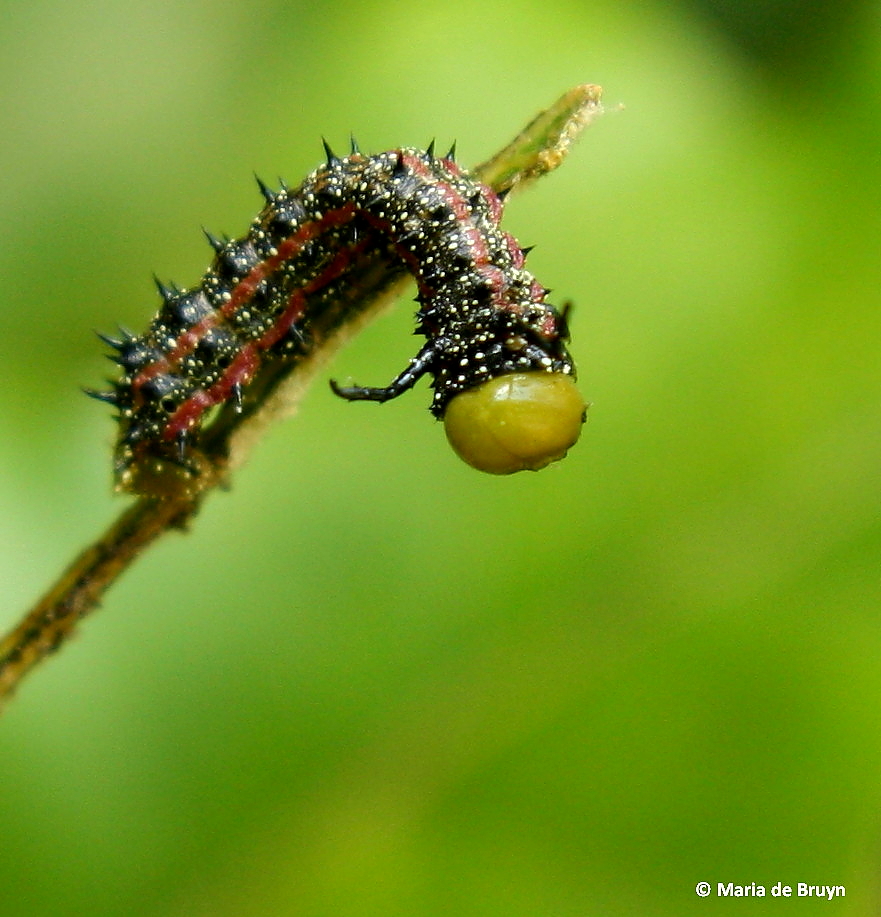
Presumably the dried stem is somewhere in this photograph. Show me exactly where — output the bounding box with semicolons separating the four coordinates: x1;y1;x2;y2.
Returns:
0;84;604;711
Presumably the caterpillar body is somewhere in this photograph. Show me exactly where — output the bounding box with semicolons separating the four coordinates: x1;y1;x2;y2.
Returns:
90;142;585;493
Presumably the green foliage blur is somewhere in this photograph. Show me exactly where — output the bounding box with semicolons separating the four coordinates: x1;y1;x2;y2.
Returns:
1;0;879;913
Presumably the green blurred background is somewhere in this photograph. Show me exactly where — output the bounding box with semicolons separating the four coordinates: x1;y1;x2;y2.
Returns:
1;0;879;914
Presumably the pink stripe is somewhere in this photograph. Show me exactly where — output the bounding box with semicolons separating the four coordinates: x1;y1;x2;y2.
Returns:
400;152;510;308
133;204;358;394
160;230;373;438
163;343;260;439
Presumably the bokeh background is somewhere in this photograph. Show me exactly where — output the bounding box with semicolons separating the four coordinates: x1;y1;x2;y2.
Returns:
1;0;879;914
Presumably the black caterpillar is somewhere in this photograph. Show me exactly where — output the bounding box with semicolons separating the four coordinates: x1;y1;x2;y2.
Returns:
90;141;585;493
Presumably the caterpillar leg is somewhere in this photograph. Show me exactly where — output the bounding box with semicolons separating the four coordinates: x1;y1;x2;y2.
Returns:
330;341;437;404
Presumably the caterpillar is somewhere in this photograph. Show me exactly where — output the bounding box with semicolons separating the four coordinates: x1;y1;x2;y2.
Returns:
89;140;586;495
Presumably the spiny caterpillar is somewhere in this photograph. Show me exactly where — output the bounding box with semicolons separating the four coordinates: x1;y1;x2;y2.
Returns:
89;140;586;494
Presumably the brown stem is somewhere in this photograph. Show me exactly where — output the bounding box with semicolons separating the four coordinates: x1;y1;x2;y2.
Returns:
1;495;196;699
